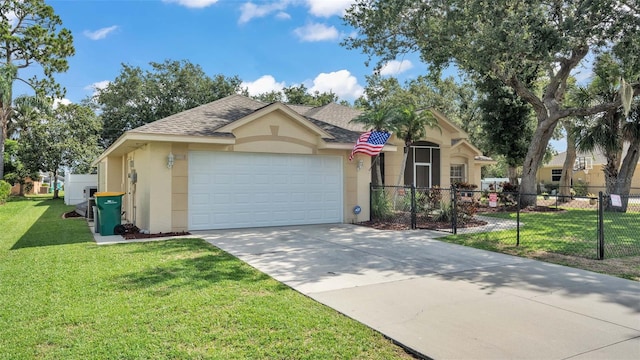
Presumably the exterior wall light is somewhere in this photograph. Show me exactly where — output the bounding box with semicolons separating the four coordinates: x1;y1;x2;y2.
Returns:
357;159;364;171
167;152;175;169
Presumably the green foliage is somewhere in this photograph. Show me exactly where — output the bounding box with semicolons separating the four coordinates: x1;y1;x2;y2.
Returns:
0;180;10;203
573;181;588;197
96;59;243;147
371;188;392;219
477;76;535;168
343;0;640;202
252;84;340;106
0;0;75;179
19;103;101;198
2;139;38;195
433;201;454;223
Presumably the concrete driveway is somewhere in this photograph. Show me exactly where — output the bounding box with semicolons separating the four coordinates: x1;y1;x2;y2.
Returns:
195;224;640;359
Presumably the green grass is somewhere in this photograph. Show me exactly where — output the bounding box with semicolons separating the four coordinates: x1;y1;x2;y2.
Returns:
441;209;640;260
0;198;411;359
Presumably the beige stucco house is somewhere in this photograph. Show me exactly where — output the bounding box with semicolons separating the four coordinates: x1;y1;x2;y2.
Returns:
93;94;493;233
538;148;640;193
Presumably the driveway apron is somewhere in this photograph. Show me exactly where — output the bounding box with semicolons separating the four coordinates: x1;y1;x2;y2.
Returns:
197;224;640;360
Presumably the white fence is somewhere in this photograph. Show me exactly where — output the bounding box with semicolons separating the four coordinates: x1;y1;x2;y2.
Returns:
64;174;97;205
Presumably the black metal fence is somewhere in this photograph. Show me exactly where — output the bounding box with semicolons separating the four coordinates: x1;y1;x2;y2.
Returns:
368;184;640;260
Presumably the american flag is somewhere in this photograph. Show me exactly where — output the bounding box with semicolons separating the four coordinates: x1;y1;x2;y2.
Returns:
349;131;391;161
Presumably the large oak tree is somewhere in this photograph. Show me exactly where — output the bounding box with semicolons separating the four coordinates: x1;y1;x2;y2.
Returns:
343;0;640;205
96;60;243;147
19;102;101;199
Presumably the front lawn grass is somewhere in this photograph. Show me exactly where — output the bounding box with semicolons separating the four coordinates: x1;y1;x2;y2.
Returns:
440;209;640;280
0;198;412;359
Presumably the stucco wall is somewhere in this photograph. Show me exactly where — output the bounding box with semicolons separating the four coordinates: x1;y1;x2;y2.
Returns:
538;164;640;193
123;112;373;232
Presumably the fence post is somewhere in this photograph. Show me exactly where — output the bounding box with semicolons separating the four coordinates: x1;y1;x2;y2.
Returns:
369;183;373;222
516;192;521;246
598;191;604;260
451;185;457;235
411;185;417;230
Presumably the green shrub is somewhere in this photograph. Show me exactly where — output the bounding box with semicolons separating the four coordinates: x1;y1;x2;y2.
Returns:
433;201;454;222
573;181;588;196
0;180;11;204
371;188;392;220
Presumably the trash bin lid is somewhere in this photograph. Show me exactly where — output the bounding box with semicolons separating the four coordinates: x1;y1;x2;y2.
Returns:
95;192;125;197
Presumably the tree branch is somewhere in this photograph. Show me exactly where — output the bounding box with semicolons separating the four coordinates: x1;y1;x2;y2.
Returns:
544;45;589;103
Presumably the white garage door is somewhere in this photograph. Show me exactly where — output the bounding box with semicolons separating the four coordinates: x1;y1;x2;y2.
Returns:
188;151;343;230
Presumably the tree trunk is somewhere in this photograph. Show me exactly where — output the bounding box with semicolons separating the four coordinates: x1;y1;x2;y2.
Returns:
558;122;576;203
393;145;409;208
520;117;558;206
507;166;518;186
0;131;4;180
52;170;59;199
609;141;640;212
372;155;383;186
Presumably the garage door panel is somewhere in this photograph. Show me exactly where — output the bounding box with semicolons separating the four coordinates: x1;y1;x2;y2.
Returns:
189;152;343;230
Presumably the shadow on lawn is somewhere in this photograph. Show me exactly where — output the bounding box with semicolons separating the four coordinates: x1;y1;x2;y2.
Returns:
114;239;288;294
11;198;93;249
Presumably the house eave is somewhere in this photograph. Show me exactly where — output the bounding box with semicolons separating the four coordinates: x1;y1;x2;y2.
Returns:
92;133;236;165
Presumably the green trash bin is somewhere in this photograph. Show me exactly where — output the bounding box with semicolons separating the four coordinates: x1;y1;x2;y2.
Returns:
95;192;125;236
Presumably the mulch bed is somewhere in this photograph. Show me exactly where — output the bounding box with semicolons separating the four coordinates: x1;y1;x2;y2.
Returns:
63;213;190;239
358;216;488;231
358;205;566;231
117;223;191;240
63;210;84;218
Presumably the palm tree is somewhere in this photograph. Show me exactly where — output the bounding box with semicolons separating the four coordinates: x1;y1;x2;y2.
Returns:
350;107;394;185
571;57;640;211
389;104;440;188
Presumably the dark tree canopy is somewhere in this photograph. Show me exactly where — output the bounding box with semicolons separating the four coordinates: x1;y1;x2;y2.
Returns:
96;59;243;147
19;102;101;198
344;0;640;204
477;77;535;170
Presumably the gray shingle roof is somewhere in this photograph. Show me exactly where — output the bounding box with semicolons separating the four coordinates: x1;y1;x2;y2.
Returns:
127;94;362;142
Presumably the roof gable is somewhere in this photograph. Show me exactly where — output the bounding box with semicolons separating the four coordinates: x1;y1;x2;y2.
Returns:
216;102;333;139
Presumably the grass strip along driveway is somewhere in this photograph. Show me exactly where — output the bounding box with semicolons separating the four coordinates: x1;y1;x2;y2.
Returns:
440;210;640;281
0;198;412;359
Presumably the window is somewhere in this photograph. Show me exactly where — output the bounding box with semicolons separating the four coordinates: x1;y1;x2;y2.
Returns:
450;164;465;185
551;169;562;182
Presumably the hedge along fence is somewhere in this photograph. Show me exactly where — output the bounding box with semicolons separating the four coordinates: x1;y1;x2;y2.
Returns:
369;185;640;260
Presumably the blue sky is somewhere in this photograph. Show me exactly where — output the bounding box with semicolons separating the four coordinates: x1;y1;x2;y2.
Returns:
23;0;575;151
38;0;427;105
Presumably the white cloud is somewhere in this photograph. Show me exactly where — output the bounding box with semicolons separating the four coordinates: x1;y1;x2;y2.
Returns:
309;70;364;100
162;0;219;8
379;60;414;76
239;1;289;24
306;0;355;17
293;23;339;42
84;80;111;98
83;26;119;40
52;98;72;109
242;75;286;96
275;11;291;20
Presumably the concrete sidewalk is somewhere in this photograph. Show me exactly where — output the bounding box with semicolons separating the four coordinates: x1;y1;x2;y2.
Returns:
197;224;640;360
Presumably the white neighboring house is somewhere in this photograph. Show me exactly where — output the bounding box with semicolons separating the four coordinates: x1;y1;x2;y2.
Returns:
64;174;98;205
